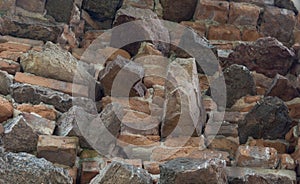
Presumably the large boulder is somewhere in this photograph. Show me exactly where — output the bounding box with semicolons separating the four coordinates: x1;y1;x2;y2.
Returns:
161;58;206;138
238;96;293;144
90;161;152;184
0;152;72;184
159;158;228;184
225;37;295;78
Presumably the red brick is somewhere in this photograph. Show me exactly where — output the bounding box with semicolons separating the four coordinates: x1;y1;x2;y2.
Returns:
15;72;88;97
17;104;57;121
208;25;241;41
194;0;229;24
0;97;13;123
242;27;262;41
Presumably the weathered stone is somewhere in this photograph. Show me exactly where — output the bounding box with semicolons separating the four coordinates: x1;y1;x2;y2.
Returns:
226;37;295;78
0;0;16;12
0;96;13;123
21;42;80;83
229;2;261;26
260;6;296;44
161;58;206;138
98;56;146;97
11;83;96;113
80;161;100;184
118;133;160;146
16;0;46;13
82;0;122;24
90;161;152;184
0;152;72;184
236;146;279;169
180;21;207;37
121;110;160;136
238;96;293;144
163;136;206;148
205;121;238;137
0;15;63;42
231;95;262;112
207;136;239;159
0;71;13;96
241;26;262;41
226;167;296;184
143;161;160;174
37;135;79;167
224;64;256;108
17;104;57;121
275;0;298;15
194;0;229;24
279;154;296;170
55;106;95;148
160;0;198;22
247;138;289;154
208;24;241;41
159;158;228;184
45;0;73;22
252;71;273;95
230;0;274;6
2;116;38;152
286;98;300;119
123;0;154;9
266;74;299;101
134;55;168;88
22;112;55;135
0;58;20;74
112;6;169;55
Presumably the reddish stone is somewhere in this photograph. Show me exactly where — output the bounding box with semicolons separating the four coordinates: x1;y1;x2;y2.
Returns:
208;25;241;41
279;154;296;170
242;27;262;41
180;21;207;37
80;161;100;184
194;0;229;24
118;133;160;146
15;72;88;97
143;161;160;174
260;6;296;44
17;104;57;121
236;146;279;169
0;97;13;123
229;2;261;26
286;98;300;119
247;138;288;154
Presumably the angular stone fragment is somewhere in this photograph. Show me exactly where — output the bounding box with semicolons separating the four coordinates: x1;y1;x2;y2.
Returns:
286;97;300;119
226;37;295;78
229;2;261;26
224;64;256;107
159;158;228;184
90;161;152;184
194;0;229;24
0;70;13;95
279;154;296;170
22;112;55;135
2;116;38;153
98;56;146;97
161;58;206;138
112;6;169;55
0;58;20;75
123;0;154;9
226;167;296;184
236;146;279;169
275;0;298;15
238;96;292;144
17;104;57;121
15;72;89;97
45;0;73;23
0;15;63;42
208;24;241;41
16;0;46;13
37;135;79;167
266;74;299;101
160;0;198;22
0;96;13;123
247;138;289;154
11;83;96;113
260;6;296;44
80;161;100;184
0;152;72;184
